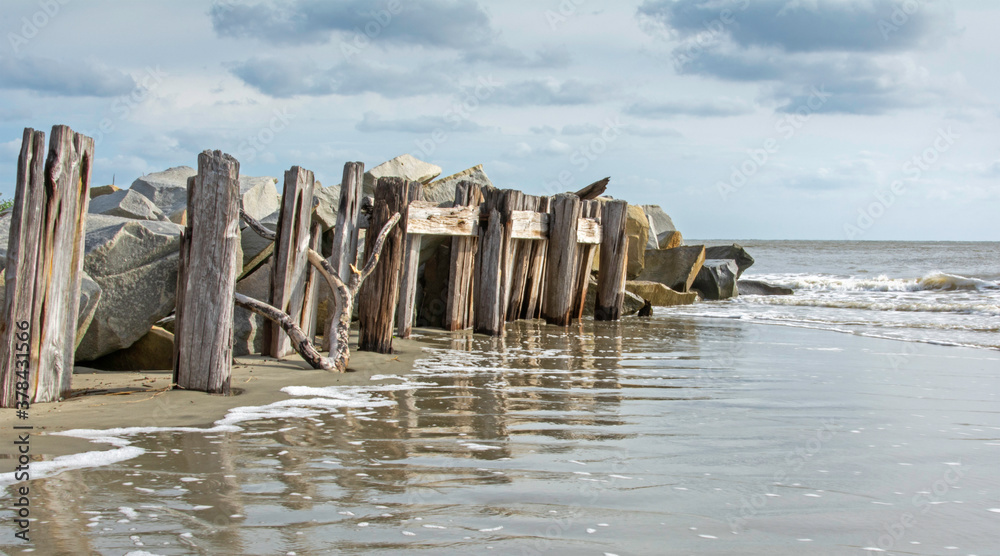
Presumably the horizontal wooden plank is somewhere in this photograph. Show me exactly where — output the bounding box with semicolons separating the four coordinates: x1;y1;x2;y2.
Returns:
406;201;477;236
577;217;602;244
511;210;548;240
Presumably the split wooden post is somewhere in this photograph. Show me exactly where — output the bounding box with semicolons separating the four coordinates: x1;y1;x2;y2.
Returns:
301;220;323;342
523;196;551;320
324;161;363;351
542;194;581;326
474;189;517;336
444;181;484;331
595;200;629;321
0;126;93;406
265;166;316;358
572;199;603;318
358;177;408;353
396;181;424;339
174;150;240;395
505;194;539;322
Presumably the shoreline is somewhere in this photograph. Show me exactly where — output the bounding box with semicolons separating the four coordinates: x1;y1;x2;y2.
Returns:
0;334;432;461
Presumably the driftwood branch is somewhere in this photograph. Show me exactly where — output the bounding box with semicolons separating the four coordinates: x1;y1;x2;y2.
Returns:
305;212;401;372
240;206;276;241
572;177;610;200
234;293;337;371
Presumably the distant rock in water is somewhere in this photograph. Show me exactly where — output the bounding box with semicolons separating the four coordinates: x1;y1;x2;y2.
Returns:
637;299;653;317
692;259;740;300
704;244;754;279
738;279;793;296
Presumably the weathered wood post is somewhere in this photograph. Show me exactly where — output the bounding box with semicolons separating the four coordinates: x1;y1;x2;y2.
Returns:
475;189;518;336
174;150;240;395
572;199;603;318
324;161;363;351
595;200;629;321
506;194;541;322
444;181;484;331
358;177;409;353
523;196;551;320
542;194;581;326
265;166;316;358
396;181;424;339
0;126;93;406
301;220;323;342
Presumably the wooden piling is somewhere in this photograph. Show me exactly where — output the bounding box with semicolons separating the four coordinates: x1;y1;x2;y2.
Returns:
324;162;363;351
572;199;602;318
506;194;540;322
265;166;316;358
397;181;424;339
301;220;322;342
0;126;93;406
542;194;581;326
523;196;550;320
444;181;484;331
174;150;240;395
594;200;629;321
358;177;408;353
475;189;516;336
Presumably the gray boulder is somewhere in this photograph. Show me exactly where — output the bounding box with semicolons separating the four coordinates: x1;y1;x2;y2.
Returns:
89;188;169;222
363;154;441;195
692;259;740;301
312;184;342;230
641;205;677;250
704;244;754;279
582;275;645;317
0;211;10;271
233;261;271;356
238;176;281;268
738;280;793;296
129;166;196;223
637;245;705;292
75;273;102;349
423;165;493;206
75;214;184;361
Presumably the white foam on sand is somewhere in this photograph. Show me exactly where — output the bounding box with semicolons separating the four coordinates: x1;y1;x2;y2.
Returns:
1;378;432;488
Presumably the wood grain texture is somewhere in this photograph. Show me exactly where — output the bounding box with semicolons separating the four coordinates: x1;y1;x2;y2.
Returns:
397;181;424;339
444;181;483;331
542;194;581;326
474;189;516;336
357;177;408;353
406;202;478;236
572;200;602;318
595;200;629;321
266;166;316;358
174;150;240;395
0;126;93;405
523;196;551;320
324;161;363;351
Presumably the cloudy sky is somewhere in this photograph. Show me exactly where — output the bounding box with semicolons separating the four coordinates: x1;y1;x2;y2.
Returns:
1;0;997;240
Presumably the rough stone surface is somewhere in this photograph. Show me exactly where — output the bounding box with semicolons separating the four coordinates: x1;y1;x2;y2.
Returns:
89;188;170;222
738;279;794;296
239;175;280;222
233;261;271;356
89;326;174;371
692;259;740;301
704;244;754;279
312;183;342;230
583;275;645;317
76;214;184;361
637;245;705;292
90;184;120;199
641;205;677;249
363;154;441;195
129;166;197;222
0;211;10;271
423;165;493;206
625;280;698;307
658;230;683;249
625;204;650;279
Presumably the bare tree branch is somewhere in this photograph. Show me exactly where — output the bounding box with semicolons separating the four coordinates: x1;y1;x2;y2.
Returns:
234;293;337;371
240;206;276;241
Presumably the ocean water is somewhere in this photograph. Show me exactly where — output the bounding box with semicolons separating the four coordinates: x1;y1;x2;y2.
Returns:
681;240;1000;350
2;241;999;555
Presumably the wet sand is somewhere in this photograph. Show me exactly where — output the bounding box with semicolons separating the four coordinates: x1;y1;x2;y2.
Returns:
0;335;427;460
